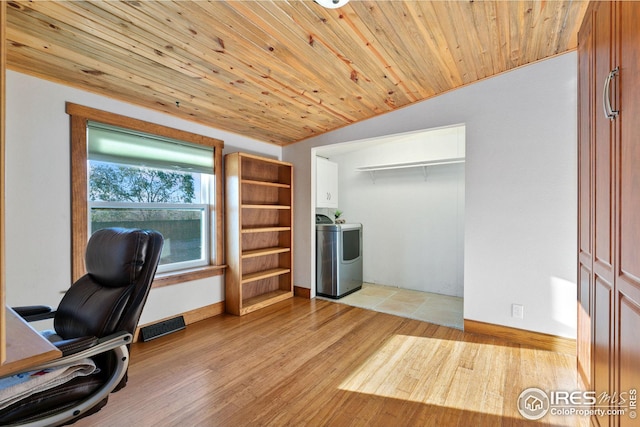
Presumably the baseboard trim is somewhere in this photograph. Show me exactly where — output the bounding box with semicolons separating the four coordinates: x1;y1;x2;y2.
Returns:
294;286;311;299
134;301;225;342
464;319;576;355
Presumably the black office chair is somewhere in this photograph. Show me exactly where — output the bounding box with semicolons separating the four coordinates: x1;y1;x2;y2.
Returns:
0;227;163;426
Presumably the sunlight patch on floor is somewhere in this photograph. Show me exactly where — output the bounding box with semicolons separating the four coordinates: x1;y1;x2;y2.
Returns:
337;333;584;426
338;334;504;415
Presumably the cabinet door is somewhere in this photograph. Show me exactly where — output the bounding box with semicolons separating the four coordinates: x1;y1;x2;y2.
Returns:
592;3;614;425
316;157;338;208
577;10;593;389
616;4;640;422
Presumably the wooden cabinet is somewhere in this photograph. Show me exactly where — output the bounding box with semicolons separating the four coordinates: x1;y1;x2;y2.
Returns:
578;0;614;413
578;3;640;426
316;157;338;208
224;153;293;316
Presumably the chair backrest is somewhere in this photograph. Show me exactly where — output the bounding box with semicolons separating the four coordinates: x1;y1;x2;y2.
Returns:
54;228;164;340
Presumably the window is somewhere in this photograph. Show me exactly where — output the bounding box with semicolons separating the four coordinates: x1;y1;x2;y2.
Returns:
68;103;224;286
88;122;214;273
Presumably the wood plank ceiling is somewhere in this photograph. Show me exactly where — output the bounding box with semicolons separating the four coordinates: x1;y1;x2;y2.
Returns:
5;1;589;146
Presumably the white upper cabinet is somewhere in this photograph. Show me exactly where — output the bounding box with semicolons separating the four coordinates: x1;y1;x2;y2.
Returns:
316;157;338;208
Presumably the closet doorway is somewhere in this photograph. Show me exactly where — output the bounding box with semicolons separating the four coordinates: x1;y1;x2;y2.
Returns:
313;124;465;329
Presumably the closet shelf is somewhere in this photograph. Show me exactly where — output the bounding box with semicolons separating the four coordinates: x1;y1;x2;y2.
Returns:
356;157;465;171
356;157;465;182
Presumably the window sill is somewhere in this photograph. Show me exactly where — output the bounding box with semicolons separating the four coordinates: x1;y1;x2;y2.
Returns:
152;264;227;288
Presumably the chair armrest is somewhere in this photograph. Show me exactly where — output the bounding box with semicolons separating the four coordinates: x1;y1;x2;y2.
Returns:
53;331;133;357
12;305;55;322
54;336;100;357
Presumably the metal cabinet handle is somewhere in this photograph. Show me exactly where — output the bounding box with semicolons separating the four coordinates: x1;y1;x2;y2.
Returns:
603;67;619;120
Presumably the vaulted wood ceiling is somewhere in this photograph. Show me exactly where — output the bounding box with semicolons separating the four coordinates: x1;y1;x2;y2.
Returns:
5;1;588;146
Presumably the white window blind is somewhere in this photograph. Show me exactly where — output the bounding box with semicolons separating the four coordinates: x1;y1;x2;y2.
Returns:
87;122;214;174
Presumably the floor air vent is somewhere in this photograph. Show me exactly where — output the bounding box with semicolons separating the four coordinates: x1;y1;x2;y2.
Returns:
139;316;186;342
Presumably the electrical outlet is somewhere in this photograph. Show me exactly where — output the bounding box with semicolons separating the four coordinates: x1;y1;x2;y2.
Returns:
512;304;524;319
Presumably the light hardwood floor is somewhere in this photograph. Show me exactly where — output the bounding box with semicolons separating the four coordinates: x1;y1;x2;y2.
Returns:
76;298;586;427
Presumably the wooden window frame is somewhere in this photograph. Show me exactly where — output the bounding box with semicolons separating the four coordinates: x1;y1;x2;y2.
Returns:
67;102;225;288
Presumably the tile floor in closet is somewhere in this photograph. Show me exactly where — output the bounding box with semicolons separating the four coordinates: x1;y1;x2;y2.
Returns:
322;282;464;330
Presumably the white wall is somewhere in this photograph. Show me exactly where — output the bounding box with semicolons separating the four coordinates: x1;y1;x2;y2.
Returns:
322;125;465;297
284;53;577;338
5;70;280;326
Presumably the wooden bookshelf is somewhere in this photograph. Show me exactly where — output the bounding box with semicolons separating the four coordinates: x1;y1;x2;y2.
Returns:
225;153;293;315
